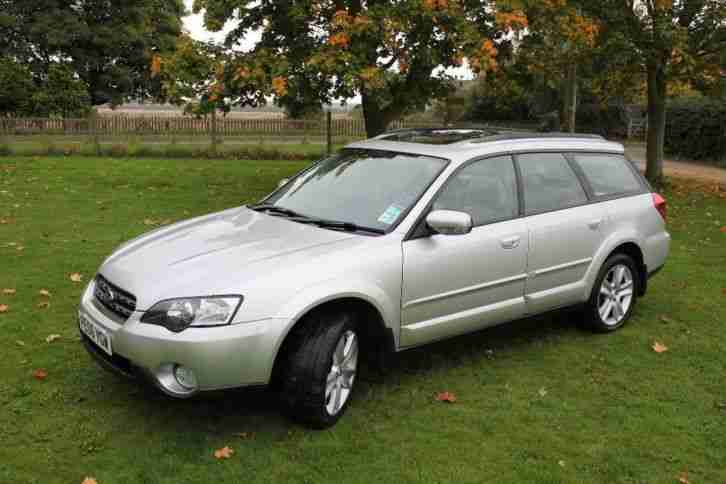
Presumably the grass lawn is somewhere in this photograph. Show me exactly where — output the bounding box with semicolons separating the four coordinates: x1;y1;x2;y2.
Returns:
1;136;354;160
1;156;725;484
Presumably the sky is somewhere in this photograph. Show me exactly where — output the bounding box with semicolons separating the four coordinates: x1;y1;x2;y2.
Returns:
182;0;248;45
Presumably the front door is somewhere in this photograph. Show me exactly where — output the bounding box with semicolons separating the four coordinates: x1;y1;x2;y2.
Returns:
400;155;528;347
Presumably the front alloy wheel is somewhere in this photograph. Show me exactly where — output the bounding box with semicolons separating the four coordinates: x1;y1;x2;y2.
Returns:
325;330;358;416
280;310;360;428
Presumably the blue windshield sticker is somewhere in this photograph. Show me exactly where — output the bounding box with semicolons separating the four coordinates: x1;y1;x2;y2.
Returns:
377;204;403;225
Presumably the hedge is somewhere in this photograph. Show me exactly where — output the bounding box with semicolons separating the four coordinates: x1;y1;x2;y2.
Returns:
665;100;726;161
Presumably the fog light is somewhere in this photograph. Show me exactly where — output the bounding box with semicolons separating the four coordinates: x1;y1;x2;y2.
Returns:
174;365;198;390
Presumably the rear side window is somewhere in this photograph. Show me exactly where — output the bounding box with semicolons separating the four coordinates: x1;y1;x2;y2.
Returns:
517;153;587;215
572;153;643;197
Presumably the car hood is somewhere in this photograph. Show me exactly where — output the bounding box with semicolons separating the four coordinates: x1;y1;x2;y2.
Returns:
99;206;357;309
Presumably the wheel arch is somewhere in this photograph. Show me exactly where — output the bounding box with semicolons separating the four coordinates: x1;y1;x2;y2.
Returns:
269;291;397;385
586;233;648;300
607;241;647;296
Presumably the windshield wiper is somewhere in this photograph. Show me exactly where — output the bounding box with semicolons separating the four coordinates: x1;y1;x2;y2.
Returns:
249;203;384;234
294;218;385;234
248;203;305;218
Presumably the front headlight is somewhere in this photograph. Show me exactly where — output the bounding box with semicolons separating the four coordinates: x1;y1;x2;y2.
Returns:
140;296;243;333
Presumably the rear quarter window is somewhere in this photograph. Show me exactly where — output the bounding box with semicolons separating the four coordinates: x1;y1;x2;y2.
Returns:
572;153;643;197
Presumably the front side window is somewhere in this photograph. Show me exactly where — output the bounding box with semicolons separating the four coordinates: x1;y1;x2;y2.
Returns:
433;156;519;226
518;153;587;215
572;153;643;197
263;149;447;232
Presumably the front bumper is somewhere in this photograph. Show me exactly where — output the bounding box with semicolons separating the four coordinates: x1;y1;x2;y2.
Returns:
78;281;289;397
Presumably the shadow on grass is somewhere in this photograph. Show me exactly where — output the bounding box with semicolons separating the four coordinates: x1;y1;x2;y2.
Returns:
90;308;585;432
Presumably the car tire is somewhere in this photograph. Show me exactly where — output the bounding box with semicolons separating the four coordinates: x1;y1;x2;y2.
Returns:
583;253;639;332
280;310;359;429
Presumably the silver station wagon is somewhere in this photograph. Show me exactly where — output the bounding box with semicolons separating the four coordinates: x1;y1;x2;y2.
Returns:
79;129;670;428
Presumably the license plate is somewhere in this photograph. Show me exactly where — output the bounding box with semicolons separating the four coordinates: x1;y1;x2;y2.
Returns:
79;314;113;356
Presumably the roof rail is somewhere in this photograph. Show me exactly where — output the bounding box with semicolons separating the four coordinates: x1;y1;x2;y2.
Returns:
468;132;605;143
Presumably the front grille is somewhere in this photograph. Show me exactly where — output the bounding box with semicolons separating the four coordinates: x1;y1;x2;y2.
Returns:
94;274;137;321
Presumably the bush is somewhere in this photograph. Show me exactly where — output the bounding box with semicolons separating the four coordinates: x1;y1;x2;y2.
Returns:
576;104;629;138
665;100;726;161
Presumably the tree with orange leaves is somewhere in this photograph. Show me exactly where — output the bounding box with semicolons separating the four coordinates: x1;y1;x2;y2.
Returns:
190;0;528;136
517;0;601;133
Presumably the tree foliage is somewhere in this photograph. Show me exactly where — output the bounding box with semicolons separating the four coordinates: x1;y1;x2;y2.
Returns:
152;35;230;117
31;64;91;118
516;0;601;131
0;58;35;117
580;0;726;182
0;0;184;109
0;58;90;117
190;0;528;136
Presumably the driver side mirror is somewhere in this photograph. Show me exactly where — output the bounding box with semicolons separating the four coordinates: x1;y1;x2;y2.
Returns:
426;210;473;236
277;178;290;188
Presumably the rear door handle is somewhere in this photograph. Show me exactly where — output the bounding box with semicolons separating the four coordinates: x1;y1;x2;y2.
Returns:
587;218;603;230
500;236;521;249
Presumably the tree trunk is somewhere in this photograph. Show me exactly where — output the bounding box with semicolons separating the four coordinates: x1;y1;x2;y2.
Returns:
645;62;667;185
561;64;578;133
361;91;389;138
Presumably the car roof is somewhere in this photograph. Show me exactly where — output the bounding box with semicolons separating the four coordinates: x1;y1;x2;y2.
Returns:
345;128;625;164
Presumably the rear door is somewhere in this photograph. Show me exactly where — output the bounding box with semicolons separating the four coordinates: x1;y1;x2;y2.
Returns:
516;152;606;313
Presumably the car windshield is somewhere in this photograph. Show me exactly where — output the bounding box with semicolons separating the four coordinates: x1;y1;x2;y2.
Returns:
261;149;447;233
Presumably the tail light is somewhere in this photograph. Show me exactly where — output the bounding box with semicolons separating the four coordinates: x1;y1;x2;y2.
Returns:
652;193;666;222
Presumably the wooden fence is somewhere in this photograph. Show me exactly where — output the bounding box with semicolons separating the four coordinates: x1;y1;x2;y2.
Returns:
0;116;440;138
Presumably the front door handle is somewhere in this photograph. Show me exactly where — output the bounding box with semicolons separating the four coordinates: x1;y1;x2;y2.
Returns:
587;218;603;230
500;236;521;249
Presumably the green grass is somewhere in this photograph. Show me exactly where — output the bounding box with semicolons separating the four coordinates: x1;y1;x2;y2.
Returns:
0;135;356;160
1;157;725;483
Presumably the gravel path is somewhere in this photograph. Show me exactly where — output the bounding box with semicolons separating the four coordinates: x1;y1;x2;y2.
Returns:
625;143;726;184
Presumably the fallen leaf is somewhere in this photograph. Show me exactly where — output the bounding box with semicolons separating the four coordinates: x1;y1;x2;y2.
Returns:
16;340;25;346
39;289;51;297
2;288;16;295
435;391;457;403
722;288;726;296
659;315;675;324
70;273;83;283
538;387;548;397
0;304;8;313
720;226;726;233
37;301;50;309
678;471;691;484
46;334;61;343
558;460;566;468
32;369;48;380
652;341;669;353
81;477;98;484
214;446;234;459
234;432;255;439
143;218;158;226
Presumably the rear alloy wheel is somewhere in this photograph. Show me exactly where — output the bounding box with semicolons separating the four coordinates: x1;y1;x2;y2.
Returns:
598;264;634;326
280;311;360;428
584;253;639;332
